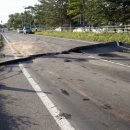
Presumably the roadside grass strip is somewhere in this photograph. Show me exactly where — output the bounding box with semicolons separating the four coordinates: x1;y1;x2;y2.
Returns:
0;34;3;48
36;31;130;44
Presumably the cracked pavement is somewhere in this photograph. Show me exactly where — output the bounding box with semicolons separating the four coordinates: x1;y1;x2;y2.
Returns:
0;31;130;130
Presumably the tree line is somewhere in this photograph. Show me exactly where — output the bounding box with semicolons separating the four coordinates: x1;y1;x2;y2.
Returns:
7;0;130;29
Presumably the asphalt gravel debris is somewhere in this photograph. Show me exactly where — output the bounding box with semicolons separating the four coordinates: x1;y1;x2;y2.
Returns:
60;89;70;96
64;59;72;62
59;113;72;119
83;98;90;101
103;104;112;110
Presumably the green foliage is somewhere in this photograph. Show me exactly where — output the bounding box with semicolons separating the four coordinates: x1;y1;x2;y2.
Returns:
85;0;105;26
7;11;34;29
35;30;130;44
67;0;83;17
67;0;86;26
103;0;130;25
7;0;130;28
35;0;69;27
0;35;3;48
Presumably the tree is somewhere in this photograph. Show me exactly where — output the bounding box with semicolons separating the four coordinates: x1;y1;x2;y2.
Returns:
67;0;86;26
24;6;36;27
103;0;130;25
7;13;23;29
85;0;106;26
7;0;130;28
36;0;69;27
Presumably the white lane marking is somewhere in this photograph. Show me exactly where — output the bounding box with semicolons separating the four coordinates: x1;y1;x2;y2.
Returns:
2;34;76;130
116;41;130;50
88;55;130;68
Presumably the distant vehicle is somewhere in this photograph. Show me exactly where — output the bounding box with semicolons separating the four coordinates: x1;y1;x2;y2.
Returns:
17;28;23;33
23;27;32;34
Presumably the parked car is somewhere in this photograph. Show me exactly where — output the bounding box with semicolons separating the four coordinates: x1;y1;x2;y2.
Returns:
23;27;32;34
17;28;23;33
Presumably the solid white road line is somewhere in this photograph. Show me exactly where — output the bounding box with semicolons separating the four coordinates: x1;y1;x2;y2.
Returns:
2;34;76;130
88;55;130;68
116;41;130;50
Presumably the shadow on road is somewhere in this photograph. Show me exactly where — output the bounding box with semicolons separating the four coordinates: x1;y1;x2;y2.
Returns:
0;84;36;93
0;93;38;130
0;65;22;81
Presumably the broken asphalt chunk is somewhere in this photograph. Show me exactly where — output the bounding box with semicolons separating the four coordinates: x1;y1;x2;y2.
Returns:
59;112;72;119
60;89;70;96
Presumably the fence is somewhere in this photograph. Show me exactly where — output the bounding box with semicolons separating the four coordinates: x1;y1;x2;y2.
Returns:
38;25;130;33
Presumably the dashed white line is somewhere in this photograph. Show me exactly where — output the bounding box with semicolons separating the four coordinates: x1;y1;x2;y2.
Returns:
2;34;76;130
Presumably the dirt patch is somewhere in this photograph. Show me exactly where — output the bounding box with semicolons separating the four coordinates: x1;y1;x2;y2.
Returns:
9;41;45;57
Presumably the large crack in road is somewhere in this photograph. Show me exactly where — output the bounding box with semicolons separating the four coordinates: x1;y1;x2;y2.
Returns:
0;41;130;66
1;33;130;130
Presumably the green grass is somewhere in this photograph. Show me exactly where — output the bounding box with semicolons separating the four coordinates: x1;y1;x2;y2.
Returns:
35;30;130;44
0;35;4;62
0;35;3;48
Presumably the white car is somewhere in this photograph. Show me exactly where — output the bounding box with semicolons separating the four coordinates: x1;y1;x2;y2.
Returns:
17;28;23;33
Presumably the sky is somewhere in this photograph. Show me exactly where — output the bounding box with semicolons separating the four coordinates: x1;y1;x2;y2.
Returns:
0;0;39;24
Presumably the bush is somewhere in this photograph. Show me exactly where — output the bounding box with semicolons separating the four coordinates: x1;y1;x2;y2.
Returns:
0;35;3;48
35;31;130;44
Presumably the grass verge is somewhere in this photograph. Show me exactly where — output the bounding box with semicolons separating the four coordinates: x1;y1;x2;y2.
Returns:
35;30;130;44
0;34;4;63
0;34;4;48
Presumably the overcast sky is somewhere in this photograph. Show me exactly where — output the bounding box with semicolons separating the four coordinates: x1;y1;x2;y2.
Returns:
0;0;39;24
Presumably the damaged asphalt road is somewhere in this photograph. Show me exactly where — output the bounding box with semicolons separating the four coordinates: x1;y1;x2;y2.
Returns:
0;41;130;66
0;31;130;130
